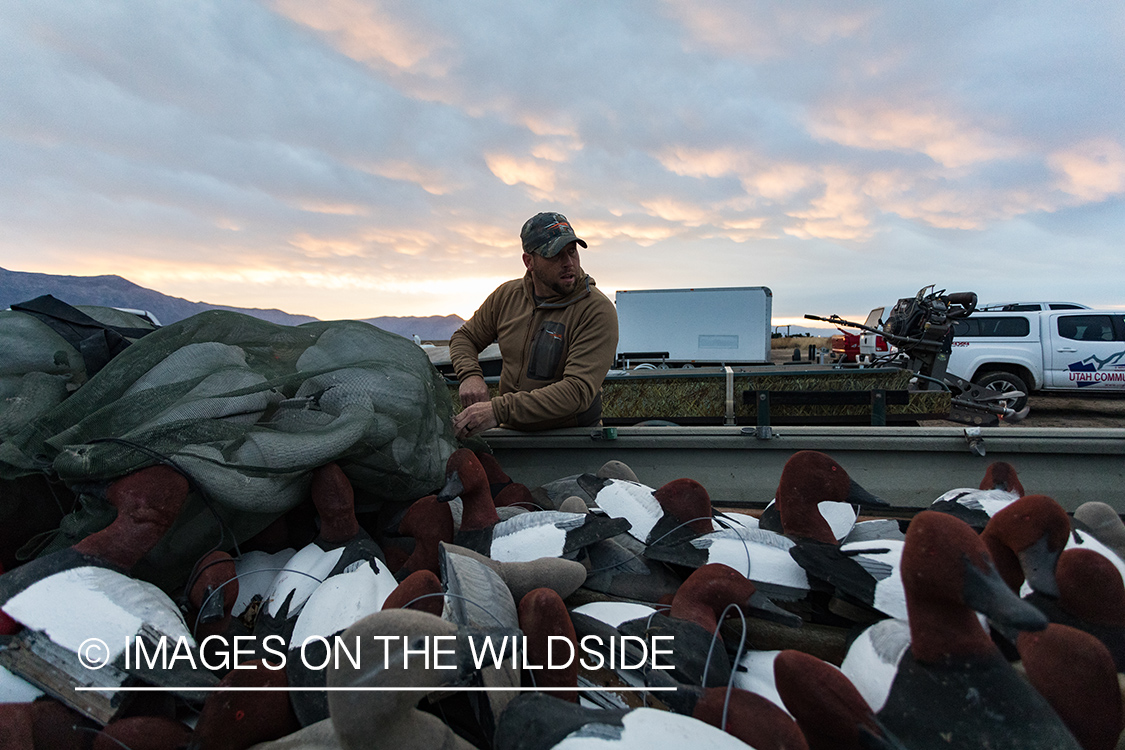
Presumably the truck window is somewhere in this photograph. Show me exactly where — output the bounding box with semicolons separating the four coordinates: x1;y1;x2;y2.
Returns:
1056;315;1117;342
952;317;1030;337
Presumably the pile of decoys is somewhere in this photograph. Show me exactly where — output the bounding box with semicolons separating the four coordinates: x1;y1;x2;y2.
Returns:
1;447;1124;750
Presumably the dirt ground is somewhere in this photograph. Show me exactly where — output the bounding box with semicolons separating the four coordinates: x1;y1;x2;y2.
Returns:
919;394;1125;429
769;337;1125;428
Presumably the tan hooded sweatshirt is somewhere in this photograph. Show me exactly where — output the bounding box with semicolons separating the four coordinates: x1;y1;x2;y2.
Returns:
449;272;618;430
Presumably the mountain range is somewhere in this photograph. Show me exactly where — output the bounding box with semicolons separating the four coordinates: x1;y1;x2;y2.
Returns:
0;266;466;341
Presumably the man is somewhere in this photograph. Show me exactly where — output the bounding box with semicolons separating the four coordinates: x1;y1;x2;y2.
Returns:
450;212;619;440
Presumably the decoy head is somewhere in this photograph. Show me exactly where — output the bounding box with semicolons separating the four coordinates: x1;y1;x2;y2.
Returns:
518;588;578;700
382;569;444;617
902;511;1047;664
776;451;887;543
188;660;299;750
654;478;714;535
980;494;1069;597
73;464;189;570
437;449;498;530
774;649;896;750
671;563;801;636
311;462;360;545
980;461;1024;496
1055;548;1125;627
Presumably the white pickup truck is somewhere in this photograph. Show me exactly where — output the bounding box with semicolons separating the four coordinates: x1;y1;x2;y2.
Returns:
946;308;1125;410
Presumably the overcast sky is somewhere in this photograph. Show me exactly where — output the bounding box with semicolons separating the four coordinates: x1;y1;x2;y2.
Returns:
2;1;1122;327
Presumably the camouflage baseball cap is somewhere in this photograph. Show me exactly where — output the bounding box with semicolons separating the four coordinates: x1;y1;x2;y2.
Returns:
520;212;588;258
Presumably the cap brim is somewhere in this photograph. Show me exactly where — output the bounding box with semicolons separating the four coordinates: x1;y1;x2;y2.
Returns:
538;235;587;258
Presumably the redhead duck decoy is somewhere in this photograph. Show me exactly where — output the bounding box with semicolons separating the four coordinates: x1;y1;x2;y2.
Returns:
648;454;886;605
929;460;1024;530
572;563;798;689
0;466;216;699
1017;624;1123;750
254;463;386;636
519;588;579;699
187;659;301;750
981;494;1125;668
395;494;454;579
1073;501;1125;561
980;493;1071;598
589;477;715;546
773;649;906;750
382;569;445;617
493;692;768;750
0;465;188;601
866;511;1081;749
438;449;630;563
1026;548;1125;671
756;451;889;542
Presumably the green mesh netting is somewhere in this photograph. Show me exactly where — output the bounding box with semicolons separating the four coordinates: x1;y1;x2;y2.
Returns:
0;306;161;442
0;310;458;587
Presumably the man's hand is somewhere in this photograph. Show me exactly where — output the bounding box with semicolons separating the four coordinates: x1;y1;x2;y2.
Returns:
453;400;498;440
458;375;490;408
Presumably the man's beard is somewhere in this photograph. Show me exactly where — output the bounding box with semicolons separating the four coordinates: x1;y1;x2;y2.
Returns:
532;264;578;297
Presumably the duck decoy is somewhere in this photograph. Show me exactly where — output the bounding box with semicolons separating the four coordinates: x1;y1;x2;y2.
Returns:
588;477;715;546
187;659;301;750
1073;501;1125;561
326;609;518;750
0;465;188;602
394;494;454;579
1027;548;1125;671
254;463;386;637
773;649;906;750
867;511;1081;749
382;569;445;617
572;563;798;689
980;494;1071;598
519;588;579;699
787;538;907;621
647;453;886;608
493;692;774;750
929;460;1024;530
286;557;399;726
440;542;587;603
981;495;1125;668
438;449;631;563
1017;623;1123;750
756;451;889;542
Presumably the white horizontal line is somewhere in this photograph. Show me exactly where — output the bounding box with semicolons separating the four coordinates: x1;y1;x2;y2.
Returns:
75;686;676;693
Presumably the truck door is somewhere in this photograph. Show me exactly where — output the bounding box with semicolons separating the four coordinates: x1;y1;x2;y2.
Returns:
1047;313;1125;390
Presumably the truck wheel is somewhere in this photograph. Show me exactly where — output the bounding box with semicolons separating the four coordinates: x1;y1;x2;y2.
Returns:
975;371;1029;412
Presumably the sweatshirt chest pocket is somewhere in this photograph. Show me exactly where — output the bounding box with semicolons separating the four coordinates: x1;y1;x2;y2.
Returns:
526;320;567;380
